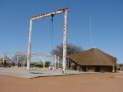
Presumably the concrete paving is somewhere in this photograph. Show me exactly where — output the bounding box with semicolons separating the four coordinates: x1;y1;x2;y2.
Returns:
0;67;95;78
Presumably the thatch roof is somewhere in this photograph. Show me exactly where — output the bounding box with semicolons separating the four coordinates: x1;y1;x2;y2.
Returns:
68;48;116;66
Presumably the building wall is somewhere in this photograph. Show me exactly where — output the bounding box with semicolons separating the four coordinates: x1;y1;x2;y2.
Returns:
67;60;113;72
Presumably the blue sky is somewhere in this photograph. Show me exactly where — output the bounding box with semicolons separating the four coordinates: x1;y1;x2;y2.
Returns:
0;0;123;63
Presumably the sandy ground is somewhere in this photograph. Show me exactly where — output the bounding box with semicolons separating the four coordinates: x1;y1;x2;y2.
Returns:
0;72;123;92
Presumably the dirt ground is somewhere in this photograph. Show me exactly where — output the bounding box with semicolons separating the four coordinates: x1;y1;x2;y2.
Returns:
0;72;123;92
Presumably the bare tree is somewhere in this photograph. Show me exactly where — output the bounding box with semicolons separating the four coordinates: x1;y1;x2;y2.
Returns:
51;43;83;60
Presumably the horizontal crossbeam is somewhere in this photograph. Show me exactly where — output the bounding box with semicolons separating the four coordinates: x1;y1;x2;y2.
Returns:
16;53;54;58
31;8;68;20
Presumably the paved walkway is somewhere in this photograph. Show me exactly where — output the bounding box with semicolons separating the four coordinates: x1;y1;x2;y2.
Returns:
0;67;95;78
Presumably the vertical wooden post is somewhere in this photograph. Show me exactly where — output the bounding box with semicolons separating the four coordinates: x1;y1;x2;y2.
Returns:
17;56;19;67
43;60;45;68
27;19;32;70
54;55;57;69
62;8;68;73
112;62;115;72
58;56;60;68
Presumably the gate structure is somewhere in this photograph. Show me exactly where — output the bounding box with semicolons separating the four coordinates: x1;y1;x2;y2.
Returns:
27;8;68;73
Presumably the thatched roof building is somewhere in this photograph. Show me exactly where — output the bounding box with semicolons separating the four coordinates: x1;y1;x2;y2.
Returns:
67;48;117;72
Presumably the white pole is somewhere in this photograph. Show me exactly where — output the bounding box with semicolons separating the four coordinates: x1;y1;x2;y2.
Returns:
54;55;57;69
27;19;32;70
17;56;19;67
112;62;115;72
62;9;68;73
58;56;60;68
43;60;45;68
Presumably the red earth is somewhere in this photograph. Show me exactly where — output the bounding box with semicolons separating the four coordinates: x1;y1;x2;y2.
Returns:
0;72;123;92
